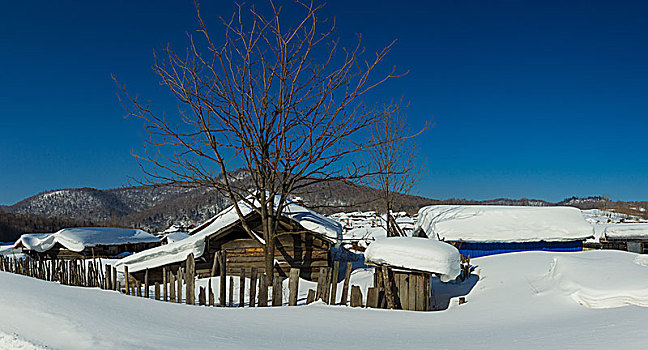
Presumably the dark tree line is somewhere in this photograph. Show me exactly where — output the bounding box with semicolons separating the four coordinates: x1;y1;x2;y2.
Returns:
0;212;96;243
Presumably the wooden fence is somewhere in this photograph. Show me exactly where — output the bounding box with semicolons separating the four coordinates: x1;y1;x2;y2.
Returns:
0;253;436;311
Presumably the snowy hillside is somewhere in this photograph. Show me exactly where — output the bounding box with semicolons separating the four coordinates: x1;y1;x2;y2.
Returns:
1;250;648;349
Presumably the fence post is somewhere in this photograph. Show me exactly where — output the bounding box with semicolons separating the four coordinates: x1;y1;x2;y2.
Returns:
350;285;363;307
272;276;283;307
306;289;316;304
340;262;352;306
330;261;340;305
239;269;245;307
199;286;206;306
288;268;299;306
228;276;234;307
316;267;326;301
177;267;183;303
105;264;112;290
186;253;195;305
144;268;150;299
366;287;379;308
169;271;176;303
112;266;117;291
124;266;130;295
162;267;167;301
249;268;258;307
258;273;268;307
219;252;227;307
208;279;214;307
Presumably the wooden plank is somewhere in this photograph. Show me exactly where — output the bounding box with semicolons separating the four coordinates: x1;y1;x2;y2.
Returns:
350;285;363;307
186;253;196;305
272;276;283;307
162;267;167;302
124;266;130;295
415;273;425;311
399;273;409;311
306;289;316;304
366;287;379;308
288;268;299;306
229;276;234;307
249;268;258;307
177;267;183;303
112;266;117;291
258;273;268;307
210;251;219;277
408;272;417;311
144;269;150;298
340;262;352;305
423;273;431;311
239;269;245;307
219;252;227;307
199;286;206;306
381;266;395;309
316;267;326;301
169;271;176;303
208;280;215;307
329;261;339;305
321;267;331;303
105;264;111;290
154;282;160;300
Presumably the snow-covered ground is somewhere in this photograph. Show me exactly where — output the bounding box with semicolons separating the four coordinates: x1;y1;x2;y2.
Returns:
1;250;648;349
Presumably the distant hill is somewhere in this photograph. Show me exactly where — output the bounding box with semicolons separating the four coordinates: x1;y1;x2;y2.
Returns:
3;181;646;244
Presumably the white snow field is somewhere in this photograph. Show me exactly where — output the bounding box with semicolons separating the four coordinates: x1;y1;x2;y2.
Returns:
2;250;648;349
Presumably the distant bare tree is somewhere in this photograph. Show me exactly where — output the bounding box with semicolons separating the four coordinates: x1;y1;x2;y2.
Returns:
114;0;406;284
368;113;429;236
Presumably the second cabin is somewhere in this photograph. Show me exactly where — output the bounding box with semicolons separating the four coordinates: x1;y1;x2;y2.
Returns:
116;199;343;283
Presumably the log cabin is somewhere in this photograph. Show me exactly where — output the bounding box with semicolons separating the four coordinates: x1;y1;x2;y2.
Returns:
13;227;161;259
116;199;343;283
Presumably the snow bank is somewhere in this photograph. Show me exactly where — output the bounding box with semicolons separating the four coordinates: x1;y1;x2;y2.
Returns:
604;223;648;239
15;228;159;253
4;250;648;349
364;237;461;282
529;250;648;308
416;205;593;243
117;198;342;273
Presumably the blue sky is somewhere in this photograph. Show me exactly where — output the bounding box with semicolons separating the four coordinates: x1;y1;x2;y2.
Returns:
1;0;647;205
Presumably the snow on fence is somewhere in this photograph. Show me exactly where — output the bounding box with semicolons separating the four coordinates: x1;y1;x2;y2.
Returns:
0;252;450;311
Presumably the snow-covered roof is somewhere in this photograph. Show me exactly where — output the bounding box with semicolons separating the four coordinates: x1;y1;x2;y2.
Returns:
604;224;648;240
14;228;159;253
364;237;461;282
415;205;594;243
116;199;342;273
163;232;190;243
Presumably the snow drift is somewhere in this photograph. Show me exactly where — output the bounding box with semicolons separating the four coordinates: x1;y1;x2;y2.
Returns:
364;237;461;282
415;205;594;242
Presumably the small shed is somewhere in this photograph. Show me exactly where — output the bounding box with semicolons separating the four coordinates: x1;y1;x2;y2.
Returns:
116;198;342;283
414;205;594;258
13;227;161;259
364;237;461;311
601;224;648;254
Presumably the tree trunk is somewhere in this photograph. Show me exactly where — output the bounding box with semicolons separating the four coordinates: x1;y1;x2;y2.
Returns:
264;215;275;289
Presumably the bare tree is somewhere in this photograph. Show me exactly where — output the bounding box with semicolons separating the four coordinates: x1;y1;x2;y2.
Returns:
114;0;406;284
368;113;429;237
